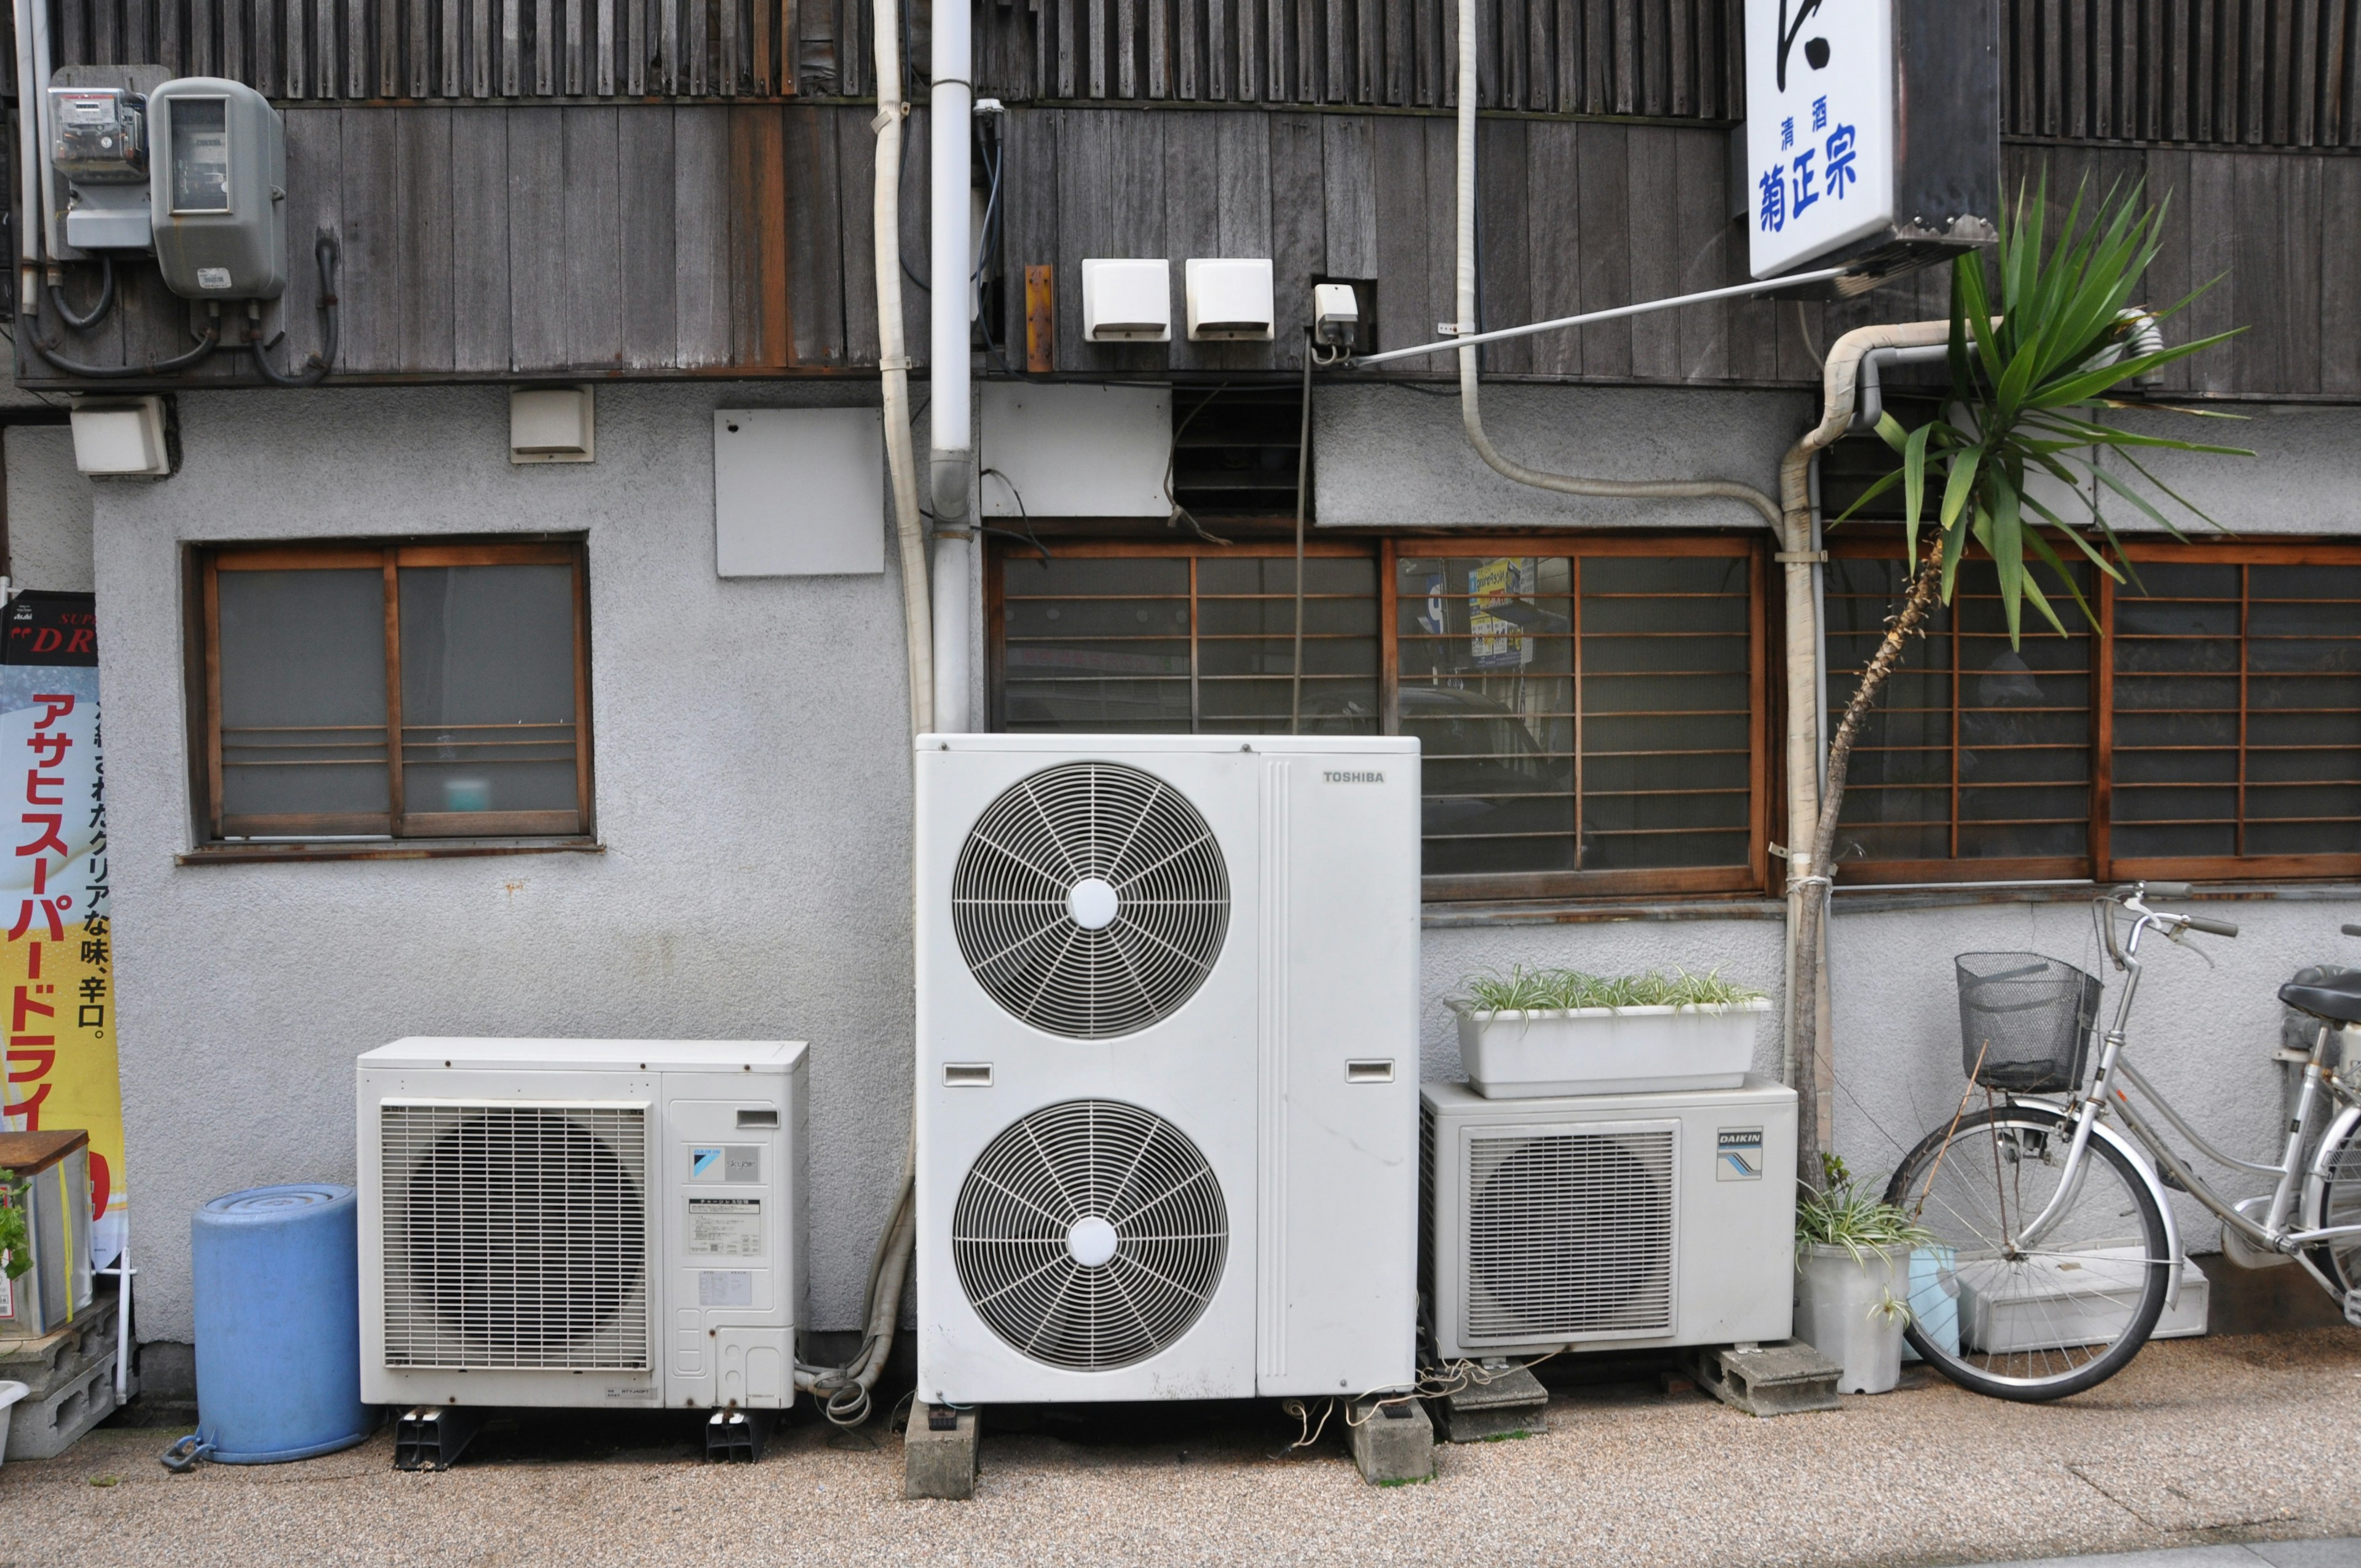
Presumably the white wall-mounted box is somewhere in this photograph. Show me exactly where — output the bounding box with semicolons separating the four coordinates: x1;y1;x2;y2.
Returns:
1081;258;1172;342
69;397;169;477
510;386;595;463
713;408;885;577
1184;258;1274;341
978;384;1171;518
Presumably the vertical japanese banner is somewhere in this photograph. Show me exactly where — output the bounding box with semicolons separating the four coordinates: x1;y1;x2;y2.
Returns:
0;593;120;1269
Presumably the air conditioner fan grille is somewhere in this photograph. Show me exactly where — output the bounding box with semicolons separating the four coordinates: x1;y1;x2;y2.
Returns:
952;1099;1228;1371
951;761;1229;1039
380;1103;651;1371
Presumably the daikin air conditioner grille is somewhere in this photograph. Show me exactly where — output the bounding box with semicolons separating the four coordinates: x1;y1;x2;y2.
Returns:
952;1099;1228;1371
950;761;1230;1039
379;1103;651;1371
1463;1127;1677;1341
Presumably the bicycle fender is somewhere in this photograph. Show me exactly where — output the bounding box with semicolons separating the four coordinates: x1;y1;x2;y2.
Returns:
2084;1113;2186;1310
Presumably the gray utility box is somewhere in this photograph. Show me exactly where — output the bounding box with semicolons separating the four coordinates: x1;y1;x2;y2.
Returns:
49;85;149;251
148;77;284;299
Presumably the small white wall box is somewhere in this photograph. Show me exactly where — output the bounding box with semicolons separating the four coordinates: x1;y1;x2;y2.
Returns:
978;383;1171;517
146;78;285;299
1184;258;1273;341
510;386;595;464
1312;282;1361;347
69;396;170;477
1081;258;1171;342
713;408;885;576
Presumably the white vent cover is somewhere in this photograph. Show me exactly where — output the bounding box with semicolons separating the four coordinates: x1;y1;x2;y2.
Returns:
952;1099;1228;1370
380;1103;651;1371
1464;1128;1675;1341
951;761;1230;1039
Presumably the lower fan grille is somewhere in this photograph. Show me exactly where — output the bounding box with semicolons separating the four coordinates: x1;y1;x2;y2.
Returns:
1465;1128;1675;1342
952;1099;1228;1371
381;1103;651;1371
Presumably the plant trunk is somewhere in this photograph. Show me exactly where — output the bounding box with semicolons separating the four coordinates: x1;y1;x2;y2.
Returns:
1792;542;1948;1188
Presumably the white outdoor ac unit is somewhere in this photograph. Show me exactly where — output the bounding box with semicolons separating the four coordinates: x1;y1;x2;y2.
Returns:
357;1038;806;1412
1422;1078;1797;1361
915;734;1421;1404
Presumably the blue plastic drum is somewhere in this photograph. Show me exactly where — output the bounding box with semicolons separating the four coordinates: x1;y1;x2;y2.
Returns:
189;1185;372;1463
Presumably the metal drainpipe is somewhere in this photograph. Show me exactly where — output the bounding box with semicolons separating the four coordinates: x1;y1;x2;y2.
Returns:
928;0;975;734
872;0;933;738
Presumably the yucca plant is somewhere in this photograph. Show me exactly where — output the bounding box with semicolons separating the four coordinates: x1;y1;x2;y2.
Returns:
1796;1154;1934;1268
1790;178;2247;1183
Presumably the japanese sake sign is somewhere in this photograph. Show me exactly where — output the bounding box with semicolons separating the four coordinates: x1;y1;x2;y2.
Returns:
0;593;124;1271
1745;0;1894;277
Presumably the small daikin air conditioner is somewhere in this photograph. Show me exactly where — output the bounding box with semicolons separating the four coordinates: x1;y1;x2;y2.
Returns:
357;1038;805;1413
915;734;1420;1406
1422;1078;1797;1361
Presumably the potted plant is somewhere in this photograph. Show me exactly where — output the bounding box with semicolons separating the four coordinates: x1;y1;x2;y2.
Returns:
1794;1155;1936;1395
1449;967;1771;1098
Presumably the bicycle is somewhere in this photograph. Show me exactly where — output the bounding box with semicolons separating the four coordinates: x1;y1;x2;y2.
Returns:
1884;881;2361;1401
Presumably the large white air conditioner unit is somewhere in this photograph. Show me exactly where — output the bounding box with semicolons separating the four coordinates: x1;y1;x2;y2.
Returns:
915;734;1421;1405
1422;1077;1796;1361
357;1038;806;1412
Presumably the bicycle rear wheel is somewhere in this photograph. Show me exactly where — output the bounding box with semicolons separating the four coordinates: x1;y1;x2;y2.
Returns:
1883;1105;2170;1401
2302;1113;2361;1294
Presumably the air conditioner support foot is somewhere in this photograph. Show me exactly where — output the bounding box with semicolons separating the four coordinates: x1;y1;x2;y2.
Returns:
1428;1363;1548;1442
1347;1395;1434;1484
1690;1340;1841;1417
392;1405;483;1470
705;1408;773;1463
904;1403;979;1499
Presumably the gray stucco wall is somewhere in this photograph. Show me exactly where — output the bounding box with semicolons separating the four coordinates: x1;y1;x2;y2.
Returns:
95;382;919;1342
7;425;95;592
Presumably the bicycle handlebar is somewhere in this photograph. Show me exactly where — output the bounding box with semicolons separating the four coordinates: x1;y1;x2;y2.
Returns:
2140;882;2193;898
2345;923;2361;938
2180;914;2239;938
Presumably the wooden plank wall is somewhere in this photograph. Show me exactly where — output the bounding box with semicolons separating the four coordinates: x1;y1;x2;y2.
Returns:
49;0;871;97
20;101;926;380
2005;0;2361;147
1002;109;2358;396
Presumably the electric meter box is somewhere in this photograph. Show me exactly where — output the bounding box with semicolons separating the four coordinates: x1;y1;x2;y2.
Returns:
49;87;152;251
148;78;285;299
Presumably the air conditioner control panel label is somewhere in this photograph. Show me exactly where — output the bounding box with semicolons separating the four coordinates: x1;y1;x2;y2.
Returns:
686;1197;764;1257
687;1145;762;1183
697;1270;754;1307
1716;1128;1765;1181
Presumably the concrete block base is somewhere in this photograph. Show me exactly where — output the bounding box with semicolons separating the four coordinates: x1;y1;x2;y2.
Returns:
1431;1364;1548;1443
904;1403;979;1499
392;1406;482;1471
1691;1340;1842;1417
6;1353;114;1460
1348;1396;1434;1484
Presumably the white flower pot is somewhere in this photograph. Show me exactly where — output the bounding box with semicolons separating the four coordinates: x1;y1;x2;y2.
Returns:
1794;1245;1908;1395
1453;997;1770;1098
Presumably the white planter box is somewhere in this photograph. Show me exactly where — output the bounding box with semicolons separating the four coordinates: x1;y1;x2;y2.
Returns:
1453;997;1770;1099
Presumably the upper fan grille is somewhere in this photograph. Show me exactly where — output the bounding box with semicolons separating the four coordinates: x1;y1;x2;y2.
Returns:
380;1103;651;1371
1464;1128;1675;1342
951;761;1230;1039
952;1099;1228;1371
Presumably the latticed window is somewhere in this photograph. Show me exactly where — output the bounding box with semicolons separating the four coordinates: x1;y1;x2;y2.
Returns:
989;536;1770;900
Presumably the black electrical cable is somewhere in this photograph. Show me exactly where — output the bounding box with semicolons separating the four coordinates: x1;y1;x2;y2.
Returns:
47;256;115;331
248;236;341;387
29;315;220;378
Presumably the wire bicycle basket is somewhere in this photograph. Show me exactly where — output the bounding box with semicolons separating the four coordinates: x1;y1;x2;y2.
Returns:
1954;952;2104;1093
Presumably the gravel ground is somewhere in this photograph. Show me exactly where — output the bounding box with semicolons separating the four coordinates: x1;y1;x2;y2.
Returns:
6;1328;2360;1568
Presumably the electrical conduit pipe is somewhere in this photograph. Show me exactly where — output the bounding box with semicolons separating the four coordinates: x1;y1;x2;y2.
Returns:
930;0;976;733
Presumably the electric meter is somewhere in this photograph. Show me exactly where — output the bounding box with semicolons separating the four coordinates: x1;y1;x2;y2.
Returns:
146;77;285;299
49;87;152;251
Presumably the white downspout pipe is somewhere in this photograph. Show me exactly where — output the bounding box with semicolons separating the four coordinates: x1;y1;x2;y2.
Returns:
928;2;975;734
873;0;933;738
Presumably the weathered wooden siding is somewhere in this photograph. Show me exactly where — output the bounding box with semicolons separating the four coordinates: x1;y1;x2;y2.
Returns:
1001;109;2360;397
18;104;2357;394
41;0;2361;148
18;101;928;382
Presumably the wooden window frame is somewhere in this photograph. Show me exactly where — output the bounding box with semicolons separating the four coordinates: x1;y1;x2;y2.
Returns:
1822;533;2099;887
989;532;1776;905
1825;534;2361;887
194;539;595;847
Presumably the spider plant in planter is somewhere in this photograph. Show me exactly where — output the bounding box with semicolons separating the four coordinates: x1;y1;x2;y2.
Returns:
1448;967;1770;1099
1795;1155;1936;1395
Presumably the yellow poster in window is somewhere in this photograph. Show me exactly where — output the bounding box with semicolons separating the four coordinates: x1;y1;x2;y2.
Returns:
0;595;122;1270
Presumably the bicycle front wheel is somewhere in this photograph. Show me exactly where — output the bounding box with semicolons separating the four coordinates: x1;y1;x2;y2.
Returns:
1884;1106;2170;1401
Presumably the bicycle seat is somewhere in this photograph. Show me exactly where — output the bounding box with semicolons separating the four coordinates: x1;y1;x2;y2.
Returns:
2280;968;2361;1026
